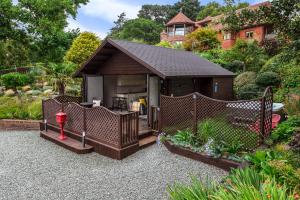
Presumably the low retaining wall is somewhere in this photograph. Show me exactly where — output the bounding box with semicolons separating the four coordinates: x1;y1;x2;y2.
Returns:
0;119;41;130
164;141;247;171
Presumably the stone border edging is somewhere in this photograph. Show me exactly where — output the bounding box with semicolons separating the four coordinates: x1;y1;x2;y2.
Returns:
0;119;41;130
164;141;248;171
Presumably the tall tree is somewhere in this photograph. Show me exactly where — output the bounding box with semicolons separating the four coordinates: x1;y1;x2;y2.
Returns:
196;2;223;20
0;0;88;64
138;4;173;25
108;12;128;38
171;0;201;21
118;18;163;44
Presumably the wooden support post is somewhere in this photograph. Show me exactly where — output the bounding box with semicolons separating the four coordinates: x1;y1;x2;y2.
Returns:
260;96;266;139
193;93;197;135
147;74;150;127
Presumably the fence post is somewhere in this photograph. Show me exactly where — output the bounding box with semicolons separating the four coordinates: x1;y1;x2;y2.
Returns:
119;115;123;148
157;107;161;133
260;96;266;139
83;108;87;148
193;93;197;135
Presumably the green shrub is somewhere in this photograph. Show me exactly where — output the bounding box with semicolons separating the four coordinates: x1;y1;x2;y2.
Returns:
270;116;300;143
260;53;283;73
224;60;245;73
168;168;297;200
234;71;257;90
183;27;220;51
0;96;42;120
1;72;34;90
27;100;42;120
155;41;172;48
282;64;300;88
222;39;268;72
255;71;281;87
236;84;260;100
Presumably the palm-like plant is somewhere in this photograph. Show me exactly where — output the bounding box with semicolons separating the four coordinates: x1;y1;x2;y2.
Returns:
37;62;76;95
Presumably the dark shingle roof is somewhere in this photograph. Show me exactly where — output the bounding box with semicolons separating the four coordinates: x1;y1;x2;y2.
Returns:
75;39;234;78
109;39;234;78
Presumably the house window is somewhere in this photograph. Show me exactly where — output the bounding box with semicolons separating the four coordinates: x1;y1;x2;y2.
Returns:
223;33;232;40
175;25;185;36
246;31;254;39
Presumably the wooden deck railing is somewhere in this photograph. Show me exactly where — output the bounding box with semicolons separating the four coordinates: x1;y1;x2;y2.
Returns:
42;96;139;149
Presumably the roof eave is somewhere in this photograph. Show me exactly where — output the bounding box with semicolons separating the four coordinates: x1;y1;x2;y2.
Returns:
73;39;109;78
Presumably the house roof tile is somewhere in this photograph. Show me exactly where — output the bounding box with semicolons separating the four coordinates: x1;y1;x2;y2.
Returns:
166;12;195;26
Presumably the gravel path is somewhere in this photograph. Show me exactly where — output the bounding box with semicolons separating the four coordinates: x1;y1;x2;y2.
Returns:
0;131;227;200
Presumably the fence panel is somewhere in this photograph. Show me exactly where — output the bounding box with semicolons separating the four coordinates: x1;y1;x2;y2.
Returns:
85;107;120;147
160;88;273;150
160;94;194;135
54;95;82;104
63;102;85;135
42;99;62;127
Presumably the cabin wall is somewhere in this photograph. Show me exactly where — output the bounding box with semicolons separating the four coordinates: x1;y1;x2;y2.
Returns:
212;77;234;100
96;51;152;75
165;77;233;100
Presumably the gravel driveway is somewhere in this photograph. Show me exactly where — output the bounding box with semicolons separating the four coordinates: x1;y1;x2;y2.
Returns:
0;131;227;200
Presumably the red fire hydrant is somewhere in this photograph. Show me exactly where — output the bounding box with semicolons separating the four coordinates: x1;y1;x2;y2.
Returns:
56;112;67;140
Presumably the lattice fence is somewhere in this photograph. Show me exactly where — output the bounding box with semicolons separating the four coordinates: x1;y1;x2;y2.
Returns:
43;98;62;126
63;102;85;135
85;107;120;147
42;96;138;148
159;87;273;150
54;95;82;104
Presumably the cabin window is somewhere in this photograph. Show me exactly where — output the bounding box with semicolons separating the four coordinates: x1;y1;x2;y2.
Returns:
175;25;185;36
223;32;232;40
246;31;254;39
168;27;174;36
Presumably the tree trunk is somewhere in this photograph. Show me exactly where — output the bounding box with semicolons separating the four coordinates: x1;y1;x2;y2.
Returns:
57;80;65;95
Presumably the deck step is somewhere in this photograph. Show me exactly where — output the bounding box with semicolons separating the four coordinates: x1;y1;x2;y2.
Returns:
40;130;94;154
138;129;153;139
139;136;157;149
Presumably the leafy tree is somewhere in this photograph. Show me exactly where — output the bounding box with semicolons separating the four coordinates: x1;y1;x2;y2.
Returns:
108;12;128;38
171;0;201;21
0;39;29;67
257;0;300;42
64;32;101;66
183;27;220;51
0;0;87;64
138;5;173;25
196;2;223;20
119;18;163;44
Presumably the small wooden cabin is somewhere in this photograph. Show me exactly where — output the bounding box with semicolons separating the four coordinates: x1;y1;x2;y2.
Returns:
74;39;235;124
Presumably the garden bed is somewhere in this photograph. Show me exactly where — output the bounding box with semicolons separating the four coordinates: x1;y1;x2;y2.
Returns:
0;119;41;130
164;141;248;171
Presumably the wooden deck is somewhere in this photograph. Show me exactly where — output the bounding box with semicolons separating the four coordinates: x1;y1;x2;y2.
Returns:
40;130;94;154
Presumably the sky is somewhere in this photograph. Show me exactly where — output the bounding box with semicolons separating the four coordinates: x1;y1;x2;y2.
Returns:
67;0;266;39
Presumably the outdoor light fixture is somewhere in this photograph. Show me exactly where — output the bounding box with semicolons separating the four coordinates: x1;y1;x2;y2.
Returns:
214;82;219;93
82;132;86;148
44;119;47;131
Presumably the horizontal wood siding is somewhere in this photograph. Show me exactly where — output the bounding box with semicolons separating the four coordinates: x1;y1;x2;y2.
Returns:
212;77;234;100
96;51;152;75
